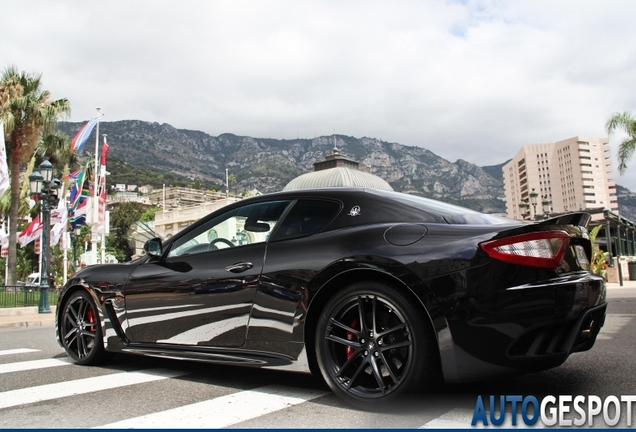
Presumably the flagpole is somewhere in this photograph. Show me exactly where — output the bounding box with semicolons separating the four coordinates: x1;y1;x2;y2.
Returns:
100;134;107;265
63;230;68;285
62;188;69;285
4;218;8;284
90;107;101;265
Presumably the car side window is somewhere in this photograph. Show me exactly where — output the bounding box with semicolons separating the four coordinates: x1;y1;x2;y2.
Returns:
273;199;341;241
167;200;292;258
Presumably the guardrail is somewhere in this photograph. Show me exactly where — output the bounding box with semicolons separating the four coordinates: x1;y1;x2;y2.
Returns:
0;286;60;308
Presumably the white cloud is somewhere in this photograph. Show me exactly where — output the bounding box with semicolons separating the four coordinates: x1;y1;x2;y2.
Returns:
2;0;636;187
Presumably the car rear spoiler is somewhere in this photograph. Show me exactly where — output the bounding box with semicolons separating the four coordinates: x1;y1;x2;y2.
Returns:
534;212;592;229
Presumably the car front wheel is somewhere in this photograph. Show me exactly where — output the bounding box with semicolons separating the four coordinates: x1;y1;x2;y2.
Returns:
60;290;108;365
315;281;438;409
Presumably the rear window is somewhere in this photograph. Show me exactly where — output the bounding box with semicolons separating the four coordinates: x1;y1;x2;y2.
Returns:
368;190;513;225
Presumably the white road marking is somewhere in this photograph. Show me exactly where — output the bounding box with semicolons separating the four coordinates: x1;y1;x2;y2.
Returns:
0;368;187;409
98;384;329;429
420;408;545;429
0;358;72;374
0;348;40;356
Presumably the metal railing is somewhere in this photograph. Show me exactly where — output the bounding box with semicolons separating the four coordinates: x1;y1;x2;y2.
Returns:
0;286;60;308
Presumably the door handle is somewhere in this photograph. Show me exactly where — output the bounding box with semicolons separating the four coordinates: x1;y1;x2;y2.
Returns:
225;261;253;273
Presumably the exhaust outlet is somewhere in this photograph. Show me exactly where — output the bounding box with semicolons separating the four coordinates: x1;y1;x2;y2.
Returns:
581;320;595;339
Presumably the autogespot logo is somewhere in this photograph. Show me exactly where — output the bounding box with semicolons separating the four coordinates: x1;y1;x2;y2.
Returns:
471;395;636;427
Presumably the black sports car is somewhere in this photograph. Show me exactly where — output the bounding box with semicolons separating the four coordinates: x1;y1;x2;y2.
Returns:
56;188;606;408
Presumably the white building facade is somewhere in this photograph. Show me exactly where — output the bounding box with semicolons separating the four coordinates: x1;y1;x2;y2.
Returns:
503;136;618;220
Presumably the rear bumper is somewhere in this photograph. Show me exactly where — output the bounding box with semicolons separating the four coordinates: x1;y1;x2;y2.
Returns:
439;273;606;382
507;302;606;365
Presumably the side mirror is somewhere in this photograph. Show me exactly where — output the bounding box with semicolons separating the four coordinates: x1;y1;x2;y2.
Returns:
144;237;163;257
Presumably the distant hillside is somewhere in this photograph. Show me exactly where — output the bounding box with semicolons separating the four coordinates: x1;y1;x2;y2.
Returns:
617;185;636;221
481;160;510;182
58;120;636;218
58;120;508;213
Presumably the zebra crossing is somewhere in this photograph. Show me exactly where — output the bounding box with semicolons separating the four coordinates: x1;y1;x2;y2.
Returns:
0;313;631;429
0;348;336;428
0;345;457;428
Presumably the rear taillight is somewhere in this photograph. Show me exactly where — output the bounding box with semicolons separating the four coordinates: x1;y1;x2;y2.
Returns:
479;231;570;269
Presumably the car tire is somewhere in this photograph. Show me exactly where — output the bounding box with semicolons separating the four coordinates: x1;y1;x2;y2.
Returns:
60;290;109;365
315;281;438;409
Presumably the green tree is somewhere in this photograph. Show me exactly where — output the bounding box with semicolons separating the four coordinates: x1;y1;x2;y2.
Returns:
109;202;145;262
0;66;70;285
227;173;236;194
141;206;161;222
36;132;74;166
588;225;609;277
606;111;636;174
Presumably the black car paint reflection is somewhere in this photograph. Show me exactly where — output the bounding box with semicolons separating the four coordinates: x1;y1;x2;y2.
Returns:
56;188;606;408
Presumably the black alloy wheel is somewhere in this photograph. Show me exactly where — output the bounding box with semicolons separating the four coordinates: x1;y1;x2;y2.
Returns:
61;290;107;365
316;281;437;408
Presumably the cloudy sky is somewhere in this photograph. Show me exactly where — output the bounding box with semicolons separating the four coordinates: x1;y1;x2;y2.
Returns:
2;1;636;187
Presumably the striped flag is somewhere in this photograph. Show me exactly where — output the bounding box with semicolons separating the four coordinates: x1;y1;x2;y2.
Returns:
69;159;92;212
50;192;68;247
71;118;99;155
97;142;109;225
18;216;43;247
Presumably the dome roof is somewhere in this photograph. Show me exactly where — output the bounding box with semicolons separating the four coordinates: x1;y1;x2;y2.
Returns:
283;167;393;191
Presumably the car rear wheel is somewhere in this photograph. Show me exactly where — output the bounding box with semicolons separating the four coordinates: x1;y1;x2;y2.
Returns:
315;281;437;409
61;290;108;365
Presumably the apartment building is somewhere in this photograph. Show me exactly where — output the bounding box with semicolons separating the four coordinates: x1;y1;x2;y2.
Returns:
503;136;617;220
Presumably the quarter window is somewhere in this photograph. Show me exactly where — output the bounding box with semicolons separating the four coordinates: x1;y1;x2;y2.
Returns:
274;199;341;241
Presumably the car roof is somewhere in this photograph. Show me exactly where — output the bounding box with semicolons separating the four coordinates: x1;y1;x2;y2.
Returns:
227;187;514;225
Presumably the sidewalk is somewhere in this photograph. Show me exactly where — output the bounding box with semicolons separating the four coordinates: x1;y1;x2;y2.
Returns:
0;306;56;330
0;280;635;330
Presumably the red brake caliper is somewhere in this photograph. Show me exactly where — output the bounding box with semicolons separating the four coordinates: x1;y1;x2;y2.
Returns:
346;318;358;359
87;308;95;332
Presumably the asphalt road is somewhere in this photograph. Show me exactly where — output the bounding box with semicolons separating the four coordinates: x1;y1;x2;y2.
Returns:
1;289;634;429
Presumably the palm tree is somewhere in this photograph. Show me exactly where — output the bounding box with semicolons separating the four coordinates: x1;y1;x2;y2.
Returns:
36;131;75;167
606;111;636;174
0;66;70;285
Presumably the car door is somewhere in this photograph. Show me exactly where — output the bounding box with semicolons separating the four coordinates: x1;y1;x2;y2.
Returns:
123;199;292;347
250;199;342;342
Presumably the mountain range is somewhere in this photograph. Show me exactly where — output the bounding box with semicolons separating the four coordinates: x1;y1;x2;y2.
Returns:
57;120;636;218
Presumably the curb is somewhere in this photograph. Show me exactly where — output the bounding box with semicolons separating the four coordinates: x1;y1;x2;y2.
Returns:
0;319;55;329
0;306;56;330
0;306;57;316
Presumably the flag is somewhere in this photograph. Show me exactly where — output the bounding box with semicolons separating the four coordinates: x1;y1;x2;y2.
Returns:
0;221;8;246
50;185;67;247
65;166;84;183
70;215;86;231
71;118;99;155
97;142;109;225
69;196;89;229
18;216;43;247
69;159;92;212
50;183;66;225
0;121;9;197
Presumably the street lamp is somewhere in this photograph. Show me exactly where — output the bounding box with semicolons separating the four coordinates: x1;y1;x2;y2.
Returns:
542;195;552;219
529;188;539;219
28;159;60;314
518;200;529;220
